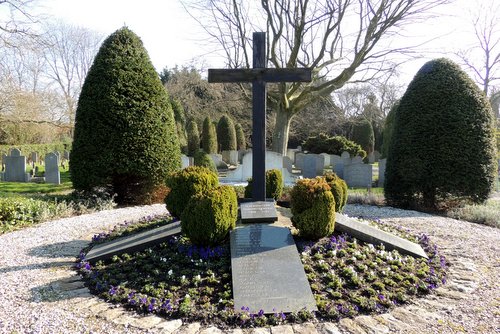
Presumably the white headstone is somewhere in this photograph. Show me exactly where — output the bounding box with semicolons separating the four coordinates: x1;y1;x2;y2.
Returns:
4;149;27;182
45;152;60;184
210;153;228;169
222;150;239;165
181;155;191;169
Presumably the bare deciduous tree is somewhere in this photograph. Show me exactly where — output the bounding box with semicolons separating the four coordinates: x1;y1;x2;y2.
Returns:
184;0;451;154
457;1;500;98
0;0;39;46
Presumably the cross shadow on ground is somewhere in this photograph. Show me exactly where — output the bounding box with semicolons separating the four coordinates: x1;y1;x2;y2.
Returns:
28;239;89;258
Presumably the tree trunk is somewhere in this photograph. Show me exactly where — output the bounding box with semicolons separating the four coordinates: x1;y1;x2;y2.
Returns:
271;105;292;156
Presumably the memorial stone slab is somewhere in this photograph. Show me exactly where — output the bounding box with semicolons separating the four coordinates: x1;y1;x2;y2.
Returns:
240;201;277;223
335;213;428;259
230;224;317;313
344;162;372;188
352;155;364;164
222;150;239;165
86;221;182;263
44;152;60;184
301;154;324;178
295;152;305;169
320;153;331;167
4;148;27;182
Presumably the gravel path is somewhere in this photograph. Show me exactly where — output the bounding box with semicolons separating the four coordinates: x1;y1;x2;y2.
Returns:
0;204;498;334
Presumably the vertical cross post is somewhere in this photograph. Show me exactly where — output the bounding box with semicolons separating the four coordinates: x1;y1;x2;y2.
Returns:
251;32;266;201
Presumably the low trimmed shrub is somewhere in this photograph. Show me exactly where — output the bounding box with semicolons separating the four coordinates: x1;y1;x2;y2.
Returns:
193;149;217;173
165;166;219;218
323;172;348;212
302;133;366;158
180;185;238;246
290;178;335;240
244;169;284;200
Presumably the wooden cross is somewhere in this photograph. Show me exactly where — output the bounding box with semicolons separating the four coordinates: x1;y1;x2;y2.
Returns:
208;32;311;201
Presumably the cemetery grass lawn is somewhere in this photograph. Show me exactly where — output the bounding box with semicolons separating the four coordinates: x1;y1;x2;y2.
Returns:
78;215;447;328
0;169;72;195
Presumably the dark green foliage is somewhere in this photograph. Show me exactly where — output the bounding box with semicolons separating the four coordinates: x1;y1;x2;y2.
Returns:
70;27;181;204
302;133;366;158
352;119;375;156
217;115;237;152
170;97;188;154
181;185;238;246
381;102;398;158
290;178;335;239
385;58;497;210
244;169;284;200
193;149;217;173
202;116;218;154
165;166;218;218
235;123;246;150
323;172;348;212
186;119;200;156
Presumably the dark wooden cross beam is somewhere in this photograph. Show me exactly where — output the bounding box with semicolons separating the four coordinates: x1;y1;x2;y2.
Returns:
208;32;312;201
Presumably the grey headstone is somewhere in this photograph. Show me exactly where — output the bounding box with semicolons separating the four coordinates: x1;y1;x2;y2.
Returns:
45;152;60;184
294;152;305;169
352;155;364;164
210;153;228;169
230;224;317;313
335;213;428;259
282;156;293;173
4;149;26;182
378;158;386;187
240;201;278;223
331;155;343;178
301;154;324;178
30;152;38;164
320;153;331;167
373;150;381;162
54;151;61;163
344;162;372;188
86;221;181;264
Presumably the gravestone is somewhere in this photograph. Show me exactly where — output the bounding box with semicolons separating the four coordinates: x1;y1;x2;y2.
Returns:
210;153;228;169
209;32;311;200
240;201;278;223
378;158;387;186
44;152;60;185
30;152;38;164
282;156;293;174
301;154;324;178
320;153;331;167
368;152;375;163
331;155;343;177
222;150;239;165
294;152;305;170
4;149;28;182
286;148;301;163
181;155;190;169
335;214;428;259
53;151;61;164
224;151;297;184
344;161;373;188
374;150;381;162
230;224;317;313
86;221;181;264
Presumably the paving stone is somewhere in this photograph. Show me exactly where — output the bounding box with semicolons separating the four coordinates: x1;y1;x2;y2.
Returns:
174;322;201;334
433;287;467;300
250;328;271;334
354;315;389;334
63;287;93;298
58;281;85;291
155;319;183;333
292;322;319;334
229;329;245;334
112;313;137;326
373;313;412;332
338;318;367;334
88;302;112;315
72;297;101;311
270;325;294;334
405;305;441;322
199;326;224;334
130;314;164;329
318;322;342;334
98;307;125;321
390;308;425;325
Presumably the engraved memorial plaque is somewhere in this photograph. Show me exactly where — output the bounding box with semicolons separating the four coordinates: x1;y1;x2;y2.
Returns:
240;201;278;223
86;221;181;263
230;224;317;313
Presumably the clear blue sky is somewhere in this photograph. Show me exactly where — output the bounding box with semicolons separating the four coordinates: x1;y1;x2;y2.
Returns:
36;0;494;86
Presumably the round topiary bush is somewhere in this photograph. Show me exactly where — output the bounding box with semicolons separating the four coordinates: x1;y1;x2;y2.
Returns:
385;58;498;210
290;177;335;240
202;116;218;154
244;169;284;200
235;123;246;150
216;115;237;152
193;149;217;173
165;166;218;218
323;172;348;212
70;27;181;205
180;185;238;246
186;119;200;157
302;133;366;157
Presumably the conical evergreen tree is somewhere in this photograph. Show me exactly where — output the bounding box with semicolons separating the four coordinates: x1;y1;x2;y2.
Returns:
70;27;181;204
202;116;217;154
385;58;497;209
170;96;188;154
216;115;237;152
186;119;200;156
235;123;246;150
